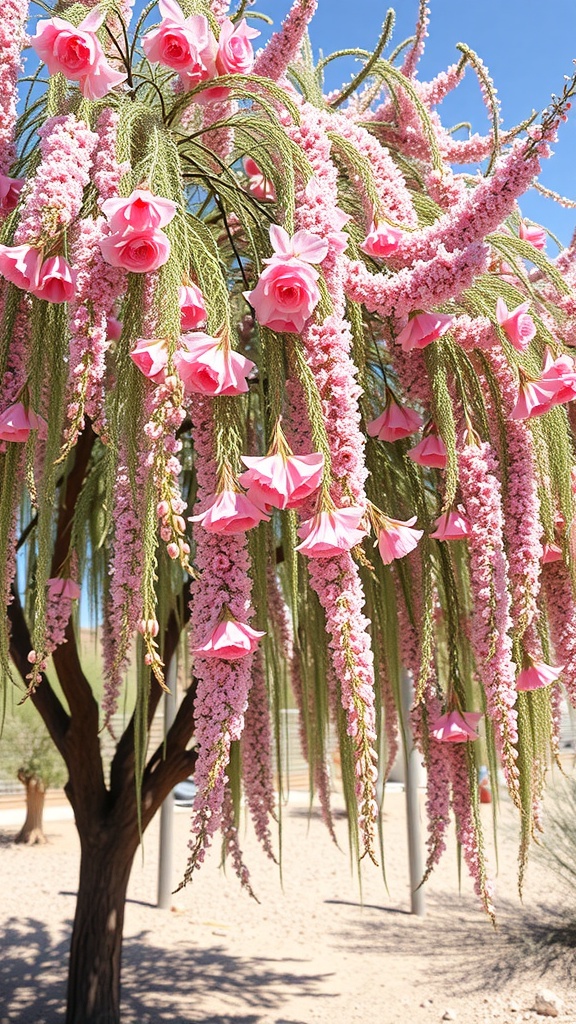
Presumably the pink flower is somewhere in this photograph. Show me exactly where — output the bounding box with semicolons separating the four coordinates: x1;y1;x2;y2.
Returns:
106;317;123;342
515;659;563;692
542;542;563;563
215;18;259;75
495;298;536;351
130;337;169;382
46;577;81;600
431;710;482;743
541;348;576;405
174;332;255;396
190;489;269;533
295;506;367;558
0;243;42;292
0;174;24;213
99;228;171;273
239;452;324;510
142;1;216;77
192;616;265;660
396;311;454;352
0;402;44;442
361;222;403;259
511;372;562;420
377;515;423;564
33;255;77;303
179;283;206;330
101;189;176;233
267;224;328;265
519;221;546;250
367;396;423;442
430;509;472;541
31;11;127;99
245;260;322;334
408;433;447;468
243;158;276;202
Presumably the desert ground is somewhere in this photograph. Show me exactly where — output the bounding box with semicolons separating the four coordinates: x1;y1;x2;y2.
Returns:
1;782;576;1024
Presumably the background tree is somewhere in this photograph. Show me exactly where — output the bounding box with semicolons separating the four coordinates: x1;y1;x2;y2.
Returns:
2;702;67;843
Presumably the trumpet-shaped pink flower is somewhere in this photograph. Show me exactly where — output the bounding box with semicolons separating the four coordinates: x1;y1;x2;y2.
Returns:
33;255;77;303
367;397;423;442
495;298;536;351
361;222;403;259
142;1;216;77
541;542;563;563
0;244;42;292
99;228;171;273
377;515;423;564
31;11;127;99
431;710;482;743
296;506;367;558
397;311;454;352
190;489;269;533
243;158;276;202
174;332;255;396
245;259;322;334
519;220;546;250
192;616;265;660
267;224;328;265
215;18;259;75
430;508;472;540
515;659;563;691
0;174;24;213
408;433;447;468
130;337;169;382
0;402;45;442
511;373;562;420
101;189;176;233
46;577;81;600
239;452;324;510
541;348;576;405
179;283;206;330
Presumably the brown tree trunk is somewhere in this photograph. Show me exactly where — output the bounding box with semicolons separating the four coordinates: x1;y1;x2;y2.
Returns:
15;773;47;845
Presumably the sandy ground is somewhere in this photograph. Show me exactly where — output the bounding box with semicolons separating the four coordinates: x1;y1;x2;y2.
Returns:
1;785;576;1024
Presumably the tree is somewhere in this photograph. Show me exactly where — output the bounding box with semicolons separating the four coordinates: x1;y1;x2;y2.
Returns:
2;702;67;843
1;0;576;1021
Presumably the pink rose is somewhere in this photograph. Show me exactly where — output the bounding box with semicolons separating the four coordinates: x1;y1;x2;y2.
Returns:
215;18;259;76
0;243;42;292
245;260;321;334
361;222;403;259
396;311;454;352
192;616;265;660
143;1;216;75
174;332;255;396
130;338;169;382
33;255;77;303
0;174;24;213
243;158;276;202
0;402;45;442
101;189;176;233
179;283;206;330
99;228;171;272
31;11;127;99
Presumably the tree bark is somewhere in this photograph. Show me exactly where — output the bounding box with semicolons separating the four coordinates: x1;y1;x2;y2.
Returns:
15;773;47;845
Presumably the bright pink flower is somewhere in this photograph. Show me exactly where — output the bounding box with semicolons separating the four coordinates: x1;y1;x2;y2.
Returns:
190;489;269;534
101;189;176;233
174;332;255;396
431;710;482;743
295;506;367;558
511;373;562;420
33;255;77;303
397;311;454;352
215;18;259;75
179;283;206;330
430;509;472;541
193;616;265;660
142;1;216;77
31;11;127;99
267;224;328;265
239;452;324;510
106;317;123;342
367;397;423;442
130;337;169;382
0;174;24;213
46;577;81;600
99;228;171;273
377;515;423;564
542;542;563;563
519;220;546;250
408;433;447;468
245;260;321;334
361;222;403;259
515;659;563;692
541;348;576;405
495;298;536;351
243;157;276;202
0;402;44;442
0;244;42;292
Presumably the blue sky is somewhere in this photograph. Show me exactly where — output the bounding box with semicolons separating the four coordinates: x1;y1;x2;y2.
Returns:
255;0;576;248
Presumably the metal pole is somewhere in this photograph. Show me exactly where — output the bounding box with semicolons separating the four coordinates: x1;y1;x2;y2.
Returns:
400;668;426;917
157;654;178;910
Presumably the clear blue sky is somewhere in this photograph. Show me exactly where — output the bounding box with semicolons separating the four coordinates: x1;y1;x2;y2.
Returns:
255;0;576;248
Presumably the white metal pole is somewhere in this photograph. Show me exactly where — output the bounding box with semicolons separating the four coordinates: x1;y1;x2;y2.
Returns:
157;654;178;910
400;668;426;917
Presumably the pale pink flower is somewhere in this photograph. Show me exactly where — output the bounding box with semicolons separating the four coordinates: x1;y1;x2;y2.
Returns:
0;244;42;292
101;189;176;233
239;452;324;510
397;311;454;352
33;255;77;303
431;710;482;743
0;402;44;442
430;509;472;540
245;259;321;334
130;337;169;382
142;1;216;76
515;658;563;691
46;577;81;600
519;220;546;250
367;396;422;441
99;228;171;272
174;332;255;396
179;283;206;330
377;515;423;564
267;224;328;265
495;297;536;351
31;11;127;99
361;222;403;259
192;616;265;660
296;506;367;558
243;157;276;202
408;433;447;468
0;174;23;213
215;18;259;75
190;489;269;533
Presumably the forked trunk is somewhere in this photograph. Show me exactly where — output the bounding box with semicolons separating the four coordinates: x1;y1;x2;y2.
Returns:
15;773;47;845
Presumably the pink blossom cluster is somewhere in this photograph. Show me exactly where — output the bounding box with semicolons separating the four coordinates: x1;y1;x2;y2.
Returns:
411;689;452;881
240;649;277;861
543;561;576;707
450;743;495;917
0;0;29;176
253;0;317;82
90;108;131;204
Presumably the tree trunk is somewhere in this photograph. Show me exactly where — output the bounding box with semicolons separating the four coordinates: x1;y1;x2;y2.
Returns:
65;823;140;1024
15;773;47;845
